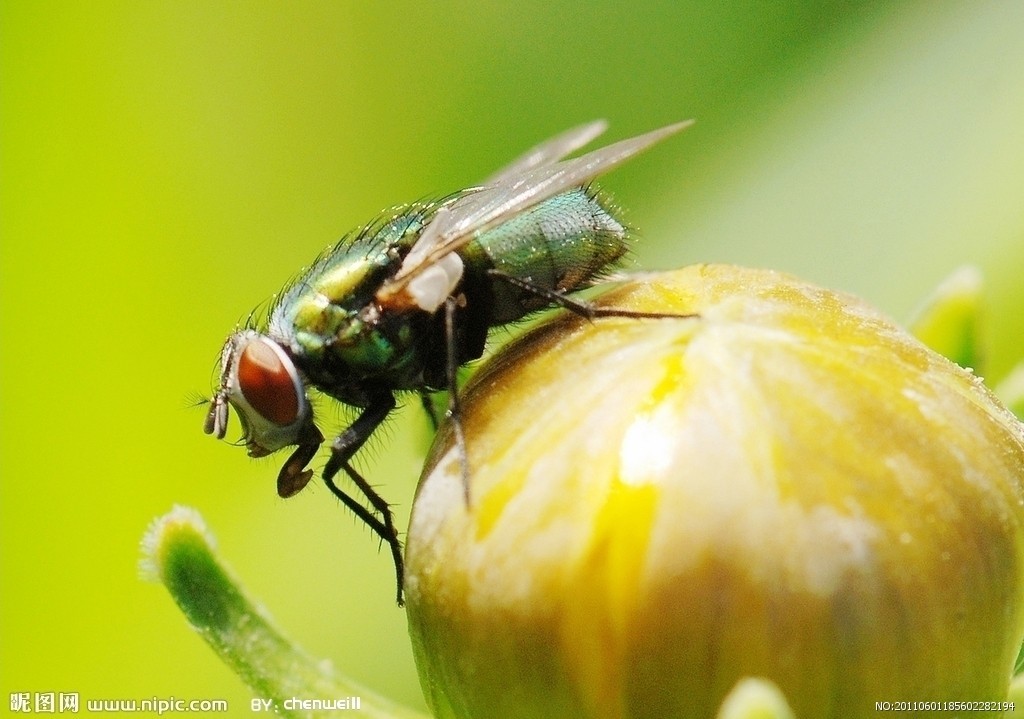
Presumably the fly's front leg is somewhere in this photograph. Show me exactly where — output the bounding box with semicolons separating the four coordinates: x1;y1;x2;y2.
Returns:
322;392;396;480
321;392;405;605
337;461;405;607
488;269;700;321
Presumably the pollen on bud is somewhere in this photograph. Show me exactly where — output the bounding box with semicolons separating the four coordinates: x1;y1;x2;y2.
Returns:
404;265;1024;719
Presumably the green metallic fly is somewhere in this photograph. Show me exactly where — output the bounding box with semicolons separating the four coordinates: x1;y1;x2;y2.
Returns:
204;120;692;605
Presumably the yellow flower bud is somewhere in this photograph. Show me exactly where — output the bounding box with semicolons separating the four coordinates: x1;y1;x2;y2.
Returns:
405;265;1024;719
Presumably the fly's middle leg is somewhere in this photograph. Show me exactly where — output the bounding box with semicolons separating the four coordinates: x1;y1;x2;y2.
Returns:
443;295;472;506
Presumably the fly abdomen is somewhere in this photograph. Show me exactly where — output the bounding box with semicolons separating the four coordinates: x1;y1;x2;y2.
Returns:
463;187;628;325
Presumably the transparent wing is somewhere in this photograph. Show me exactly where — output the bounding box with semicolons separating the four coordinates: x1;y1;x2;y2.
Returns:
484;119;608;184
383;120;693;295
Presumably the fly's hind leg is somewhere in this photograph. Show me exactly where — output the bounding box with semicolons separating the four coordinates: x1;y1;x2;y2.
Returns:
321;392;405;606
487;269;700;322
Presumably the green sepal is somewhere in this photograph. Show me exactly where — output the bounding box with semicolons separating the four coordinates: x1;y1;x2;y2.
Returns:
140;506;428;719
995;361;1024;422
1007;673;1024;717
908;266;984;373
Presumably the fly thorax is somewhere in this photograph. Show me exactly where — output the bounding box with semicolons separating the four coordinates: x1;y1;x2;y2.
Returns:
312;305;399;378
284;297;365;363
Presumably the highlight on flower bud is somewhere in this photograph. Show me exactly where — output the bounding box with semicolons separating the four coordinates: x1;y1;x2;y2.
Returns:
403;264;1024;719
715;678;795;719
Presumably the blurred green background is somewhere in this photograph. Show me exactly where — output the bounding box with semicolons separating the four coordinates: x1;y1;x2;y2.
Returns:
1;1;1022;713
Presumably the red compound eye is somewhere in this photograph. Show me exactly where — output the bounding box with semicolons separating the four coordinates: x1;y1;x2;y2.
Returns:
237;339;300;426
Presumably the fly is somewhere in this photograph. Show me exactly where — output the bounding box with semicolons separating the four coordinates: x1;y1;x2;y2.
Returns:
203;120;694;605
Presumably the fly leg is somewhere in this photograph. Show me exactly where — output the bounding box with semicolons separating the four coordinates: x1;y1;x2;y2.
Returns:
443;295;472;505
419;391;441;432
322;392;396;480
321;392;405;606
487;269;700;321
334;461;405;607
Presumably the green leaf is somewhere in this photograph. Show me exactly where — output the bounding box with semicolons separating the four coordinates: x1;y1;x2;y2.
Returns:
140;506;428;719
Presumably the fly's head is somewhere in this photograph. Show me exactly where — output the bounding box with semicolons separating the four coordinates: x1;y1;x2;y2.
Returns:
204;330;324;498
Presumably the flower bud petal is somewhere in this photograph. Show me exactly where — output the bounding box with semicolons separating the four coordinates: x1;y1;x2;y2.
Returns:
406;265;1024;719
